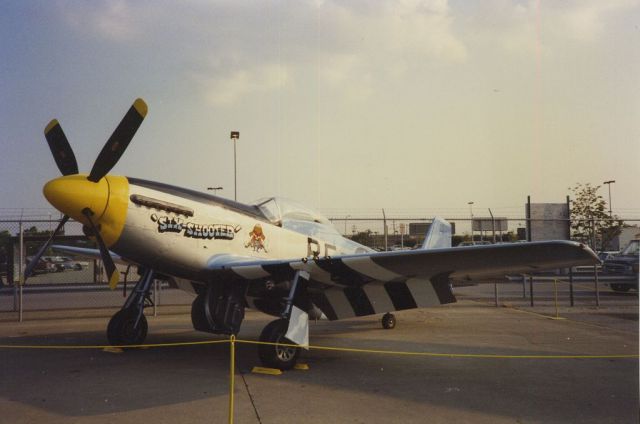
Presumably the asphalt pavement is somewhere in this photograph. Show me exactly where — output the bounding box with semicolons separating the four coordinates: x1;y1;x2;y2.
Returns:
0;283;637;424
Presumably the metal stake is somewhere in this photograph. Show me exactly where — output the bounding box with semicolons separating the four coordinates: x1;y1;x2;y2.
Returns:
569;268;574;307
529;275;534;307
594;265;600;307
18;222;23;322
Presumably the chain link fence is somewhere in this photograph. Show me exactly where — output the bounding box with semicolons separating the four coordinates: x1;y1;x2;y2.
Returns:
330;216;640;251
0;218;194;315
1;214;638;317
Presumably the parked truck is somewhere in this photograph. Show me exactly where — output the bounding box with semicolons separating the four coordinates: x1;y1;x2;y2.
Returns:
602;239;639;292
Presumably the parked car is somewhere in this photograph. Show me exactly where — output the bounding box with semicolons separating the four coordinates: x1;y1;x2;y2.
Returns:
41;256;84;271
457;241;491;247
602;240;639;292
597;251;619;261
41;256;66;272
60;256;84;270
26;257;57;274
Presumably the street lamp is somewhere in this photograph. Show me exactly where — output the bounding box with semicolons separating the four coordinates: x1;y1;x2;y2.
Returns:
468;201;474;238
207;186;223;195
603;180;615;217
230;131;239;201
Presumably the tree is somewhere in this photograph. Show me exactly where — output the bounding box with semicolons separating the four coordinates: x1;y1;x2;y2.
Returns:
349;230;374;247
569;183;622;250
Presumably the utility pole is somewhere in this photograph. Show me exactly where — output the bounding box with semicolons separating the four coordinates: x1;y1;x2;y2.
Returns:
230;131;239;201
603;180;615;217
468;201;474;240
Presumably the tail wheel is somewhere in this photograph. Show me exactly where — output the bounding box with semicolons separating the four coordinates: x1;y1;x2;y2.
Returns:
258;318;300;370
382;313;396;329
107;308;148;345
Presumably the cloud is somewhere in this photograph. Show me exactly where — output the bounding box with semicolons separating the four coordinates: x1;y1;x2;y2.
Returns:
557;0;639;41
57;0;467;104
465;0;639;55
198;63;290;105
60;0;143;41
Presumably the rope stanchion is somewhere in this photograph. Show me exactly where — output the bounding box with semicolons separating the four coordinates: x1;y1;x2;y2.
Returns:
229;335;235;424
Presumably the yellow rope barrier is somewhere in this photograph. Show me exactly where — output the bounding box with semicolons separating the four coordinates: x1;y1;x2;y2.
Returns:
0;339;229;350
0;338;636;359
1;335;636;422
234;339;639;359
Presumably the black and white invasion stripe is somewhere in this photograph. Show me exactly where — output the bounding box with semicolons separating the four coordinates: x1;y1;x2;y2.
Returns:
229;256;456;320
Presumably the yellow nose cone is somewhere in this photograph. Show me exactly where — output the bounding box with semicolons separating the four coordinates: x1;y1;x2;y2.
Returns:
43;174;129;247
44;174;109;222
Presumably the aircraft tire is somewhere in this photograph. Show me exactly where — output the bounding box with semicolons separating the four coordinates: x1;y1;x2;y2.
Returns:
258;318;299;370
107;308;148;345
191;293;210;332
382;313;396;329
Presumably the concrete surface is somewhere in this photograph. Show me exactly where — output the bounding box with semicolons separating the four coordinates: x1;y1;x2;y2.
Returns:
0;289;637;423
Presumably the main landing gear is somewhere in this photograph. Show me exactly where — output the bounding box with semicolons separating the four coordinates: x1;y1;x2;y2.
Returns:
107;268;155;345
258;270;310;370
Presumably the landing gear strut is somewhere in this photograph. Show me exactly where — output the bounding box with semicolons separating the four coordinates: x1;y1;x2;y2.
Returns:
258;270;309;370
107;268;155;345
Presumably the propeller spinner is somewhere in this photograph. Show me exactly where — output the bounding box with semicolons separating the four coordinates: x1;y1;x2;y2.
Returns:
24;98;147;288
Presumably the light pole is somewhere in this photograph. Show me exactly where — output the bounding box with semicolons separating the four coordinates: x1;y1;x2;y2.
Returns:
344;215;351;235
230;131;239;201
468;201;474;240
603;180;615;217
207;186;223;195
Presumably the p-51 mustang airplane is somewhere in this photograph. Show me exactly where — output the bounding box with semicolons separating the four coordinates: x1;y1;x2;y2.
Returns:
26;98;599;369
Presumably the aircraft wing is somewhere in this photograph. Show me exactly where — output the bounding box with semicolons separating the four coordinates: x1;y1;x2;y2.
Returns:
214;240;597;282
211;241;599;320
51;245;131;266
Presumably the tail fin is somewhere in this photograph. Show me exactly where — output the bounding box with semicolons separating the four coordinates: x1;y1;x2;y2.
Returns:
422;217;452;249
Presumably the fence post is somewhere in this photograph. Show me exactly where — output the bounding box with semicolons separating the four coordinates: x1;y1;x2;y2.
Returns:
569;268;574;307
18;221;24;323
594;264;600;308
553;279;559;319
153;279;158;317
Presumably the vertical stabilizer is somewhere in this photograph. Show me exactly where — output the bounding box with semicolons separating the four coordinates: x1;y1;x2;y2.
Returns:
422;217;452;249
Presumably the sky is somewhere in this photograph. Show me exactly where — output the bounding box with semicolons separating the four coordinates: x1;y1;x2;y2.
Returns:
1;0;639;220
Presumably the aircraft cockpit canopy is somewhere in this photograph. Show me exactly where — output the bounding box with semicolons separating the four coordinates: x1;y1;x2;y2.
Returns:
254;197;332;227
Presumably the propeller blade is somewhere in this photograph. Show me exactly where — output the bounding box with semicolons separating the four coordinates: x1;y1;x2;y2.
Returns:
23;215;70;283
88;98;147;182
82;208;119;289
44;120;79;176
